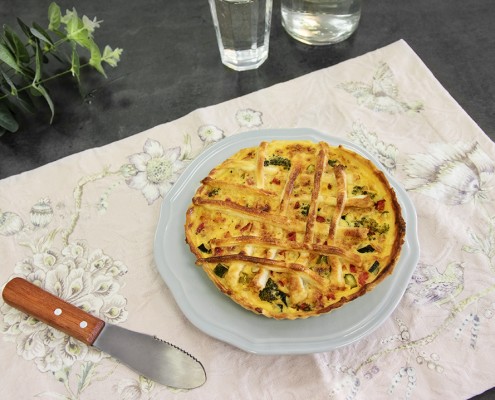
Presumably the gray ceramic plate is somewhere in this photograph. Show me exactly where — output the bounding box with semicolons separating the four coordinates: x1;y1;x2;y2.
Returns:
154;128;419;355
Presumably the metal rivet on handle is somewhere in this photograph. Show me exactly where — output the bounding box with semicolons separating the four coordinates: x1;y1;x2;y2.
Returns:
80;321;88;329
54;308;62;316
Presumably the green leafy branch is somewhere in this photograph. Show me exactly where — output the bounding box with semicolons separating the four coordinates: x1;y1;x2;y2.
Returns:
0;2;123;135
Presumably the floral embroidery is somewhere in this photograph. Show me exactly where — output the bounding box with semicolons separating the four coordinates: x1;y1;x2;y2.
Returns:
327;365;360;399
380;318;410;344
363;365;380;380
114;376;156;399
416;352;444;373
126;139;186;205
462;215;495;271
338;62;424;114
388;366;417;399
0;128;233;396
0;210;24;236
0;73;493;398
347;121;398;173
122;131;228;206
454;312;480;349
404;142;495;205
235;108;263;128
479;297;495;319
0;234;128;397
30;198;54;228
197;124;224;144
407;262;465;305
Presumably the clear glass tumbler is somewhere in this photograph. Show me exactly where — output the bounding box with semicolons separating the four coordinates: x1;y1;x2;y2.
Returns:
208;0;273;71
281;0;361;45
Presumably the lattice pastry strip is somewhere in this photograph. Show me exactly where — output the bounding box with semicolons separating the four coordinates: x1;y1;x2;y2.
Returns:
185;139;405;319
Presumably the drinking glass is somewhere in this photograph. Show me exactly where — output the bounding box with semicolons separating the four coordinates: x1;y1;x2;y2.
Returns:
208;0;273;71
281;0;361;45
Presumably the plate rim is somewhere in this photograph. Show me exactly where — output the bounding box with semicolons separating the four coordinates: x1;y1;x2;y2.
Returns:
153;128;420;355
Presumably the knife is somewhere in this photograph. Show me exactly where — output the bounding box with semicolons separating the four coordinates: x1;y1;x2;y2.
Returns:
2;277;206;389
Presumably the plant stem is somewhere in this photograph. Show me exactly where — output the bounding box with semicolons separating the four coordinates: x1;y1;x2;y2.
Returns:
0;62;91;101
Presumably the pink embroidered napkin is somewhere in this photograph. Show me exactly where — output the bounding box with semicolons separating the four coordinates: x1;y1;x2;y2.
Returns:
1;39;494;399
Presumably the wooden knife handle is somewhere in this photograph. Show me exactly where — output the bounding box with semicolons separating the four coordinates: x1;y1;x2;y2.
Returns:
2;277;105;345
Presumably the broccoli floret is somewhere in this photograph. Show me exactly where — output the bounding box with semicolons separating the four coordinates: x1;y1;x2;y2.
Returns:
207;188;220;197
353;216;389;237
259;278;279;302
259;278;288;307
300;203;310;216
264;156;291;170
352;185;376;199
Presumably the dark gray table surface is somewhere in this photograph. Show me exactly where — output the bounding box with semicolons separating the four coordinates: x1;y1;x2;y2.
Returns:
1;1;494;398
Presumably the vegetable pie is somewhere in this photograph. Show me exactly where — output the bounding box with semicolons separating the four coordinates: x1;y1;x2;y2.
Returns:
185;140;406;319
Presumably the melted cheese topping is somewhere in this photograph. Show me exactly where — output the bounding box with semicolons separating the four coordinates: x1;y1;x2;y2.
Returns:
185;140;406;319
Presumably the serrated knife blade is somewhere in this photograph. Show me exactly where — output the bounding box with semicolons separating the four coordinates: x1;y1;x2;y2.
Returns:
2;277;206;389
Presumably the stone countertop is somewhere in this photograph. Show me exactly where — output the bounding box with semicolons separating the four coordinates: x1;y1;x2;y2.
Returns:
0;0;493;181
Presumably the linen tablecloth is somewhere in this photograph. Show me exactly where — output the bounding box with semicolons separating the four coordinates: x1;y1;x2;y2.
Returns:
1;40;494;399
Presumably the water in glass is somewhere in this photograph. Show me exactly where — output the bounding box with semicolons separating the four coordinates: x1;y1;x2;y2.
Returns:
281;0;361;45
209;0;273;71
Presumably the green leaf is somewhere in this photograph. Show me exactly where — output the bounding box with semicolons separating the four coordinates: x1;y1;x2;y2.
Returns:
32;83;55;123
0;72;35;114
33;42;42;83
64;10;83;38
88;40;105;76
77;362;97;394
16;18;35;41
29;86;42;97
70;32;92;51
102;46;123;67
31;43;54;123
30;23;54;46
60;8;78;26
70;43;80;82
48;2;62;31
64;13;96;47
14;90;36;114
0;43;22;73
19;65;35;82
0;101;19;132
4;25;30;64
1;71;18;95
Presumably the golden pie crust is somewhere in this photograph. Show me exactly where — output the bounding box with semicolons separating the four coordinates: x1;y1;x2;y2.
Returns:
185;140;406;319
